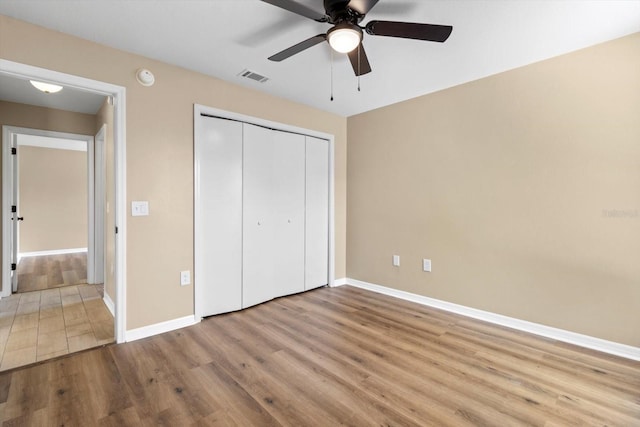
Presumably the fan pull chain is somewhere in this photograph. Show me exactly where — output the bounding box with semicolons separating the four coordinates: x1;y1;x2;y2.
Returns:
357;45;361;92
330;48;334;101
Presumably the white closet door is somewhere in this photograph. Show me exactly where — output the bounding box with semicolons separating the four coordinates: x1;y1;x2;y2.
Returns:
273;131;305;297
196;116;243;316
242;124;277;308
305;136;329;290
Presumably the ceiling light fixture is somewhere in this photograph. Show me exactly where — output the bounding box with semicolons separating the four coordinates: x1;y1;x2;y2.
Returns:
327;23;362;53
30;80;63;94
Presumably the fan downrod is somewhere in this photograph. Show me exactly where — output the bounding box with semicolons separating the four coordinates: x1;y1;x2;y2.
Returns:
324;0;364;24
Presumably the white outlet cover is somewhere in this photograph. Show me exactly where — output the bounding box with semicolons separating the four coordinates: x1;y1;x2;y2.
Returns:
423;259;432;272
180;270;191;286
393;255;400;267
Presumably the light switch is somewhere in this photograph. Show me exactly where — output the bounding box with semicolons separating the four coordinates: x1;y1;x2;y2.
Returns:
393;255;400;267
423;259;432;272
131;201;149;216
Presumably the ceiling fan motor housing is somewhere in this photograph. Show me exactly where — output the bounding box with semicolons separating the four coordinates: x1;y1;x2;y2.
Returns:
324;0;365;24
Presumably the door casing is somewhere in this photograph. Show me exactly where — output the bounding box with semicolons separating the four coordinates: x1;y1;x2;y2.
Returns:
3;128;95;285
0;59;127;343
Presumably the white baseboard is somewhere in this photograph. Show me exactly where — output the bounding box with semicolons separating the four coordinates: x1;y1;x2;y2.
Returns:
332;277;348;287
103;292;115;317
19;247;87;260
125;315;200;342
345;278;640;361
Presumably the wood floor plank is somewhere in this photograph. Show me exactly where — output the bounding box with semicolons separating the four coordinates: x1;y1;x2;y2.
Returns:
224;311;421;426
0;285;638;426
0;371;11;404
267;297;544;426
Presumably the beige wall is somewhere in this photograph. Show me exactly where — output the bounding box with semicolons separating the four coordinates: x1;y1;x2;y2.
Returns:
0;15;348;330
18;145;87;252
0;100;97;136
0;100;96;257
347;33;640;346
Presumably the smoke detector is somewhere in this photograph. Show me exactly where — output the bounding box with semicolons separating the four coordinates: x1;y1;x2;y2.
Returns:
136;68;155;87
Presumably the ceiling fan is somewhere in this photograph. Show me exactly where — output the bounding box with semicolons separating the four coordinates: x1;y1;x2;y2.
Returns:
261;0;453;76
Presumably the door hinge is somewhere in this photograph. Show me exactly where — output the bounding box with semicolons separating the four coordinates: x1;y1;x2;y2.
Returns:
11;205;16;213
115;226;118;234
11;263;16;271
11;147;16;155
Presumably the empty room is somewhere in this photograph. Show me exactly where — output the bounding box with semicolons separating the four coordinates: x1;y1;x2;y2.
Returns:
0;1;639;425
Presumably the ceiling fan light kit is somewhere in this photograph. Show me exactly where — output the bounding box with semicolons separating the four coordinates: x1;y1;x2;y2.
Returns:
327;23;362;53
262;0;452;77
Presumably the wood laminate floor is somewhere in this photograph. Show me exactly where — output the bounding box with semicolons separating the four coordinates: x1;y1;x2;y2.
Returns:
0;285;638;426
0;284;113;372
17;253;88;293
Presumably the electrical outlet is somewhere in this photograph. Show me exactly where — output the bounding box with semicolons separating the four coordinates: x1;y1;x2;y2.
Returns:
393;255;400;267
423;259;432;272
180;270;191;286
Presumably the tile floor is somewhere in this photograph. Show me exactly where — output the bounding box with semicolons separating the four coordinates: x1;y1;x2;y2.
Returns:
0;284;114;371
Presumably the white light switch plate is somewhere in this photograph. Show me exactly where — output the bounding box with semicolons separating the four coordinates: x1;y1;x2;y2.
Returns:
180;270;191;286
423;259;432;272
132;201;149;216
393;255;400;267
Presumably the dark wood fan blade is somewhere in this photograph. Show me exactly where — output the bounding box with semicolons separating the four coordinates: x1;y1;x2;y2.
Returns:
268;34;327;62
347;44;372;76
347;0;380;15
261;0;328;22
365;20;453;42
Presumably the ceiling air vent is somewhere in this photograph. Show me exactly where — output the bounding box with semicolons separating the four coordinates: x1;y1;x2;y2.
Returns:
238;69;269;83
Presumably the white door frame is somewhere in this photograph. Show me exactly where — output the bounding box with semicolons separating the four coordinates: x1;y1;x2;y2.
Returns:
94;125;106;284
2;127;94;278
193;104;336;320
0;59;127;343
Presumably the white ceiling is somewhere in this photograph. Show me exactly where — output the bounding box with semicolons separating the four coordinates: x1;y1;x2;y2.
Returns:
0;73;106;114
1;0;639;117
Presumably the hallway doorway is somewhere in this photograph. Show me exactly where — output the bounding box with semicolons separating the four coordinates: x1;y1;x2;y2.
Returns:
0;59;126;369
0;127;113;371
11;131;96;296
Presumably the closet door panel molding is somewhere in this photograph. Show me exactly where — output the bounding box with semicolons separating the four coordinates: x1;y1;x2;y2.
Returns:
305;136;330;290
194;116;243;317
273;131;306;297
242;124;278;308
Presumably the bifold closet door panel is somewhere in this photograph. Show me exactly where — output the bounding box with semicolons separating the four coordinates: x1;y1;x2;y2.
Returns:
196;116;243;316
242;124;277;308
305;137;329;290
273;131;306;297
